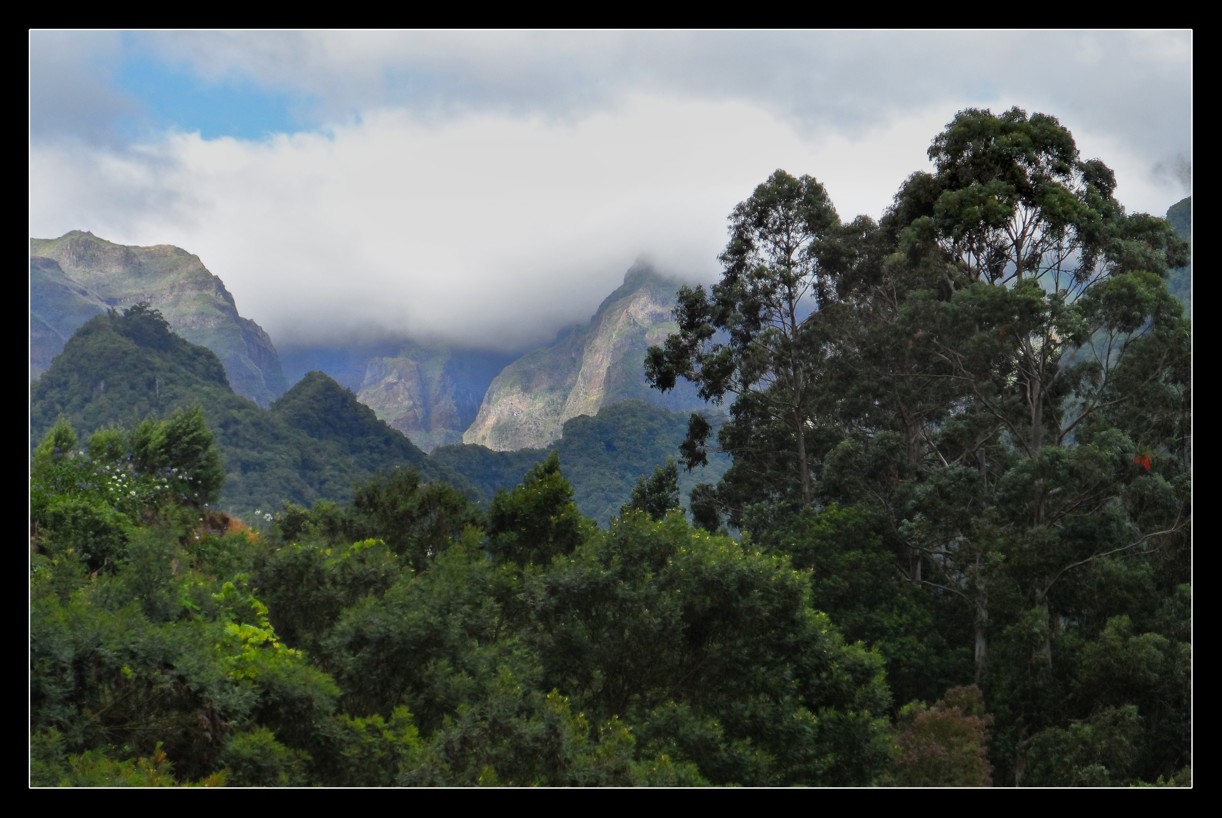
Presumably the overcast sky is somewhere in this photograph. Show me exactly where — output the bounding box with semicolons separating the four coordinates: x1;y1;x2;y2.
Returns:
29;30;1192;351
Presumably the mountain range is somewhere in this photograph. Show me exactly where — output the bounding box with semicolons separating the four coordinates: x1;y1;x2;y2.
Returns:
29;304;725;524
29;197;1187;521
29;233;728;522
31;231;287;406
278;263;707;452
462;262;704;450
32;232;709;453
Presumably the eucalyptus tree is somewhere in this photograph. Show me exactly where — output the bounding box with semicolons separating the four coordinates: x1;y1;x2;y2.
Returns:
900;107;1189;457
646;169;841;513
826;109;1193;783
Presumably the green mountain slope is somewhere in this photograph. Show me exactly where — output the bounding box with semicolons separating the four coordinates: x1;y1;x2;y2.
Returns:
30;255;110;378
435;401;728;526
30;231;286;406
31;307;438;519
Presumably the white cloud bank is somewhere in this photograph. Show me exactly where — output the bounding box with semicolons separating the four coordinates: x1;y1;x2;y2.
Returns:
30;30;1191;351
31;95;952;348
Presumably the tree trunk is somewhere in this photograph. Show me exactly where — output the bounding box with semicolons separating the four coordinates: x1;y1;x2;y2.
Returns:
1033;588;1053;671
796;415;812;506
974;556;989;683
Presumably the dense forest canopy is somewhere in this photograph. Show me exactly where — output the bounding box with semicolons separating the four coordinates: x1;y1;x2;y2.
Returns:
30;107;1190;787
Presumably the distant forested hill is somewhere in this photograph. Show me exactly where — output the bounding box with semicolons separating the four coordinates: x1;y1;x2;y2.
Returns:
434;401;729;526
30;231;286;406
31;305;718;527
31;305;439;519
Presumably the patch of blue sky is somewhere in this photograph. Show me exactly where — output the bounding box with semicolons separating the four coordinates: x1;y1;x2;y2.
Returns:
963;79;999;104
114;53;313;142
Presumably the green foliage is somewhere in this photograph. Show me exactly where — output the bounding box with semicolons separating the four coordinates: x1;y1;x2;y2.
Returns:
39;497;131;574
348;468;481;572
115;302;178;351
30;432;340;786
31;307;230;442
528;512;894;785
644;107;1190;786
32;411;225;537
322;531;522;728
218;728;311;787
86;425;127;462
433;401;730;526
487;452;588;566
311;707;424;787
31;310;445;518
30;730;224;787
621;458;680;521
646;169;843;509
1018;705;1144;786
128;405;225;508
29;108;1190;786
688;482;722;533
33;417;77;469
755;505;969;706
405;682;647;786
252;536;401;658
31;412;226;581
270;372;430;472
1163;197;1191;315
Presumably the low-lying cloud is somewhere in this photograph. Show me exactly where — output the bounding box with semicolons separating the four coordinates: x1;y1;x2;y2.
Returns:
29;30;1191;352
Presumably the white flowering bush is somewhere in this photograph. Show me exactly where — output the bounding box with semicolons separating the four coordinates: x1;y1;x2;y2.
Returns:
32;411;225;572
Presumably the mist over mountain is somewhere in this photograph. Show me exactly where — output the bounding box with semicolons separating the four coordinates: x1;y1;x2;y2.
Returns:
27;230;728;520
464;262;706;450
263;261;706;453
278;338;407;393
31;231;717;459
31;197;1188;460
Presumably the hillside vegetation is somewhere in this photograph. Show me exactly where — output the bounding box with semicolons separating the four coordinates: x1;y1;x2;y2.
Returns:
30;231;286;405
31;306;438;518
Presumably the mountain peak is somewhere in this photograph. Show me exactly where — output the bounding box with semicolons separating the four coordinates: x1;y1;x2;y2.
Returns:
463;262;704;451
623;259;657;286
620;259;686;291
30;231;287;406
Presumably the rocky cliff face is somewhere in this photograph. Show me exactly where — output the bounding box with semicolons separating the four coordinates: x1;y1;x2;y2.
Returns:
462;262;704;451
30;231;287;406
30;255;109;379
355;343;511;452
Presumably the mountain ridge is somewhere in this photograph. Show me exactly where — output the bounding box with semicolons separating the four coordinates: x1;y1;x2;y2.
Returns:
30;306;440;518
30;231;286;406
462;261;705;450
